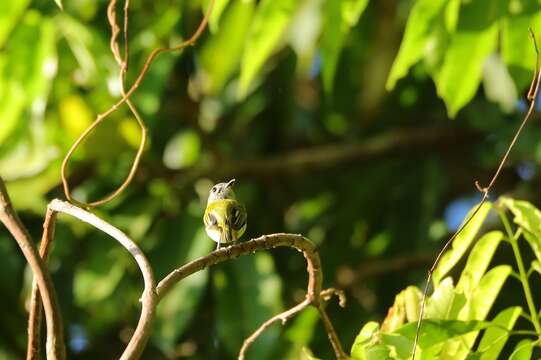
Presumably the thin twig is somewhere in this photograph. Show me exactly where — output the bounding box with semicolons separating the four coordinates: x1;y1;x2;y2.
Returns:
48;199;157;360
26;207;57;360
0;178;65;360
412;30;541;359
239;287;347;360
61;0;215;207
239;299;311;360
318;305;348;359
156;234;348;359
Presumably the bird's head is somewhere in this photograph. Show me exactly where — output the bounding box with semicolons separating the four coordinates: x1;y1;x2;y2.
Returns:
207;179;236;203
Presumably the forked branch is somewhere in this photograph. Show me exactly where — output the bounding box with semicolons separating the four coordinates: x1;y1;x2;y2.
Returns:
156;234;349;360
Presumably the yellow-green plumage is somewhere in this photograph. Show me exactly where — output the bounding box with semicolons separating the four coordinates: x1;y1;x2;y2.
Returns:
204;199;247;246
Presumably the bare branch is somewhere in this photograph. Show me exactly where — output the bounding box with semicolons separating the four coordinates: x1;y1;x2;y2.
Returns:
318;306;348;359
0;178;65;360
48;199;157;360
156;234;348;360
27;207;57;360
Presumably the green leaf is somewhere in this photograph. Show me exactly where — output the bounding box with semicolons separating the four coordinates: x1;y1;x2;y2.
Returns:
467;265;512;319
426;277;462;320
74;246;126;305
351;321;379;360
239;0;299;97
162;131;202;170
501;4;541;90
532;259;541;276
321;0;368;92
285;307;319;346
203;0;230;33
482;54;518;113
0;0;32;47
386;0;448;90
500;197;541;262
432;202;492;285
456;231;504;296
478;307;521;359
214;253;283;359
200;0;255;94
0;12;57;145
388;319;489;350
301;347;322;360
379;332;412;359
434;0;505;117
153;229;214;353
442;265;512;359
54;0;63;10
509;339;534;360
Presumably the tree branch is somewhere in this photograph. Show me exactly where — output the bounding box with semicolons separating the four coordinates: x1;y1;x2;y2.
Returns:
26;206;57;360
0;178;65;360
156;234;349;360
48;200;157;360
164;127;480;186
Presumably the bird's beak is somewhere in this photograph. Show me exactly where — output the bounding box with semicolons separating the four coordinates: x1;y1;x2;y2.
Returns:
226;179;236;188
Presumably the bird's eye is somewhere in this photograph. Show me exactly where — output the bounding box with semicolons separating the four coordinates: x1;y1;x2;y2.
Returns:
211;186;217;192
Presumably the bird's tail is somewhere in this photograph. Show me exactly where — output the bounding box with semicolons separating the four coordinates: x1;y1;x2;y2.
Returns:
220;225;233;244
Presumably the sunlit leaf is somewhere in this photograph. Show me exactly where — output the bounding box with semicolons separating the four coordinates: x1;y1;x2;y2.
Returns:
55;14;99;86
509;339;534;360
199;0;255;94
59;95;94;140
239;0;299;97
434;0;506;117
500;197;541;262
501;5;541;90
0;0;32;47
3;164;60;212
0;12;57;145
477;307;521;359
432;202;492;285
321;0;368;92
301;347;321;360
482;54;518;113
350;321;380;360
456;231;503;295
426;277;458;320
214;253;283;359
54;0;63;10
387;319;489;350
442;265;512;359
162;130;202;170
386;0;448;90
203;0;230;33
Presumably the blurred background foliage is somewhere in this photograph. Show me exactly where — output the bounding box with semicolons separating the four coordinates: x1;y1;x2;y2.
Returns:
2;0;541;358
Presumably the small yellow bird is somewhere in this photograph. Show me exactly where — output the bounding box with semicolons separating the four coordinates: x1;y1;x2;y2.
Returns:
204;179;247;249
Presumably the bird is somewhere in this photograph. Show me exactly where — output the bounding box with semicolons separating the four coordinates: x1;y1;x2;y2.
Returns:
204;179;247;250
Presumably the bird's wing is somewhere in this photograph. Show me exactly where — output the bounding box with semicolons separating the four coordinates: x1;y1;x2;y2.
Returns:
228;201;247;232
